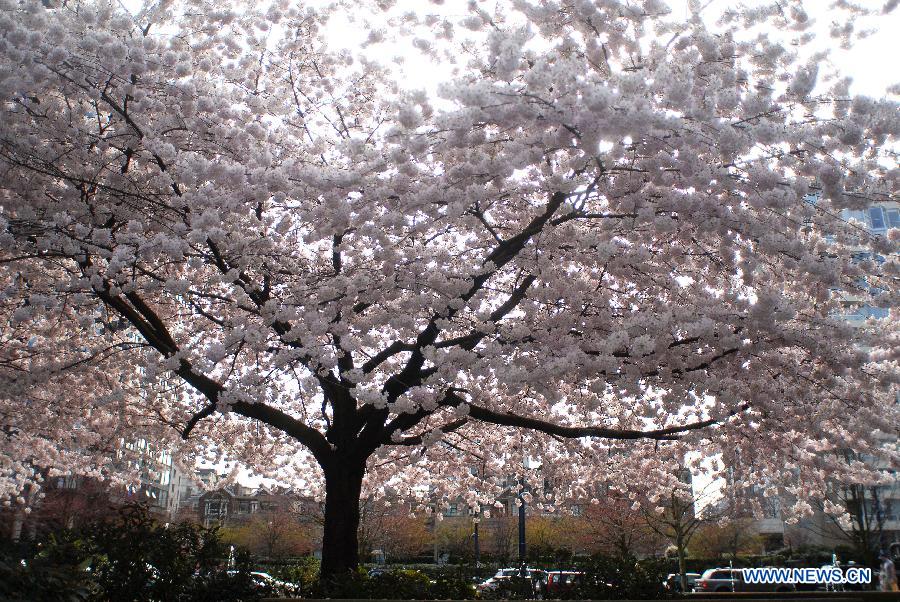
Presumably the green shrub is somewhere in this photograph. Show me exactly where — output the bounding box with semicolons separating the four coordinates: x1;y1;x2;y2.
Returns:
366;568;432;599
271;556;320;597
427;571;477;600
318;565;369;598
572;554;672;600
0;503;274;601
317;566;478;600
0;539;94;602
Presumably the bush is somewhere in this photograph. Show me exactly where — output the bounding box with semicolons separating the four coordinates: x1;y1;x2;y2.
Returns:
572;554;672;600
479;576;535;600
366;568;433;599
0;503;274;601
0;538;93;602
426;568;478;600
316;566;478;599
271;555;320;597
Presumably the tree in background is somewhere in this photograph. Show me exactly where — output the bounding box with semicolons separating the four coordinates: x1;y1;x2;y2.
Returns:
1;477;115;541
357;495;431;562
809;482;888;568
642;481;723;592
435;518;476;563
577;496;664;558
487;516;517;564
688;491;763;559
526;514;576;560
1;0;897;584
691;516;762;559
375;512;431;563
221;508;317;559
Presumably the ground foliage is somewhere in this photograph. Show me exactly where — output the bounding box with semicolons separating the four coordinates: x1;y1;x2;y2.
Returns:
0;504;274;601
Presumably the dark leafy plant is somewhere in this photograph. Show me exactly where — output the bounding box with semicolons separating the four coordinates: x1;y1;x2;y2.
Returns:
1;503;275;601
0;543;94;602
185;549;274;602
270;555;320;597
571;554;672;600
365;568;433;599
427;570;478;600
479;576;536;600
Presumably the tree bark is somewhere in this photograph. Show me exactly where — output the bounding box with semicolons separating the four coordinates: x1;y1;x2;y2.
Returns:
320;460;365;586
676;532;688;593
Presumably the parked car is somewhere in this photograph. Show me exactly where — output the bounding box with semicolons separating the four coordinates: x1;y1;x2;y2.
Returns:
226;570;298;596
693;568;794;593
541;571;585;597
810;563;867;592
477;567;545;595
663;572;700;592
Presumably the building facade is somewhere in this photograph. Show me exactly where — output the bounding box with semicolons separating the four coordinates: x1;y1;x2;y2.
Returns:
752;199;899;557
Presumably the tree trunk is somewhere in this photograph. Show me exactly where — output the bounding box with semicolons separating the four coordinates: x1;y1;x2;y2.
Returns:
676;532;688;593
320;461;365;586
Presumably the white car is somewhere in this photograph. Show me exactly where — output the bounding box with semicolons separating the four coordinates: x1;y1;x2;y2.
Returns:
226;570;298;594
477;568;545;593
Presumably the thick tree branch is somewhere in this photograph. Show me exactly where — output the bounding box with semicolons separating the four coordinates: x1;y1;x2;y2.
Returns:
441;390;750;441
357;192;567;449
389;417;470;446
84;266;331;461
361;340;416;374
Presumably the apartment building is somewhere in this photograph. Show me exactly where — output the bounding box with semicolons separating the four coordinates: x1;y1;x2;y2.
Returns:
753;199;899;557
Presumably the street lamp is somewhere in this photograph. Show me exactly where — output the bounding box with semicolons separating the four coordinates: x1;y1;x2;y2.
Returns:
473;515;481;566
518;479;526;566
519;455;538;571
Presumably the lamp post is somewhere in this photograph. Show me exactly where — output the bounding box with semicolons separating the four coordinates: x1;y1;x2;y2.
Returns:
518;476;526;568
473;515;481;566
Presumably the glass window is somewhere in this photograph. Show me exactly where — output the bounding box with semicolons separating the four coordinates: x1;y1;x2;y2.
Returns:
887;209;900;229
869;207;886;230
845;209;867;224
711;571;733;580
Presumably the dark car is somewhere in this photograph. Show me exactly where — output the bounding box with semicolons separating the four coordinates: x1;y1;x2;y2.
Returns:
541;571;585;597
693;568;794;593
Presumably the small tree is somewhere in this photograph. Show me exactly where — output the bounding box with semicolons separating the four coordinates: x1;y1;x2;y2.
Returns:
578;496;665;558
691;516;762;559
808;483;887;568
222;511;316;559
643;481;721;592
487;516;518;564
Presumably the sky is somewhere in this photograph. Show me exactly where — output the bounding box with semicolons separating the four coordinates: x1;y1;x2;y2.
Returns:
326;0;900;100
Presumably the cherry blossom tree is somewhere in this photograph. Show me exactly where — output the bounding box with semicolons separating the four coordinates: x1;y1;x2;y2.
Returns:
1;0;898;582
